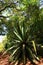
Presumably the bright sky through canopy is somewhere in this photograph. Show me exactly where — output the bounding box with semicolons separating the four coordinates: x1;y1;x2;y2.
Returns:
0;36;4;43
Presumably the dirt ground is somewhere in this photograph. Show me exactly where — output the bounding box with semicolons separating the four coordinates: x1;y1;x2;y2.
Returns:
0;53;43;65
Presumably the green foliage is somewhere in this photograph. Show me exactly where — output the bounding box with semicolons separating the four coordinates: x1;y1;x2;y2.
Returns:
3;21;40;65
0;0;43;65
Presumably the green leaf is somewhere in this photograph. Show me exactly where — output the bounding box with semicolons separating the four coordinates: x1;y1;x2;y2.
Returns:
14;31;22;41
10;47;20;57
32;41;37;55
26;47;34;59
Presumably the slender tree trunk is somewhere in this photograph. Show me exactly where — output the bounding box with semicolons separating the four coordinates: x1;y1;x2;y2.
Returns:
22;44;26;65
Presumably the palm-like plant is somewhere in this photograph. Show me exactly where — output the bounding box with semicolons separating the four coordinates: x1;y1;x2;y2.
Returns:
2;21;40;65
0;0;43;64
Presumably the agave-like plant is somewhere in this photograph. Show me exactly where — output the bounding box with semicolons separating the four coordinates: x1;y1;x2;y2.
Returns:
3;21;40;65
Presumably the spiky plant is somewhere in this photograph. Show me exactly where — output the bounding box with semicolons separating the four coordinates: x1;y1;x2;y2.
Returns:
3;21;40;65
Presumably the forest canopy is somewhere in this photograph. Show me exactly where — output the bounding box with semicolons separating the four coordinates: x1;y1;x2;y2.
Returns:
0;0;42;35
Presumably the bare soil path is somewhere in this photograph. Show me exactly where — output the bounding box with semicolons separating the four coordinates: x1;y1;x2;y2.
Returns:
0;53;43;65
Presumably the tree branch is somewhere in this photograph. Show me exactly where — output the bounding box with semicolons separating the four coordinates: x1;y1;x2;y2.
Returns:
0;15;9;18
0;3;13;12
0;2;21;12
0;14;13;18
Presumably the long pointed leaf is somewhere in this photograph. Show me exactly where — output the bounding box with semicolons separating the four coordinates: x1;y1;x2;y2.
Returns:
10;47;20;57
14;40;20;43
32;41;37;55
2;46;15;55
14;31;22;41
26;47;34;59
